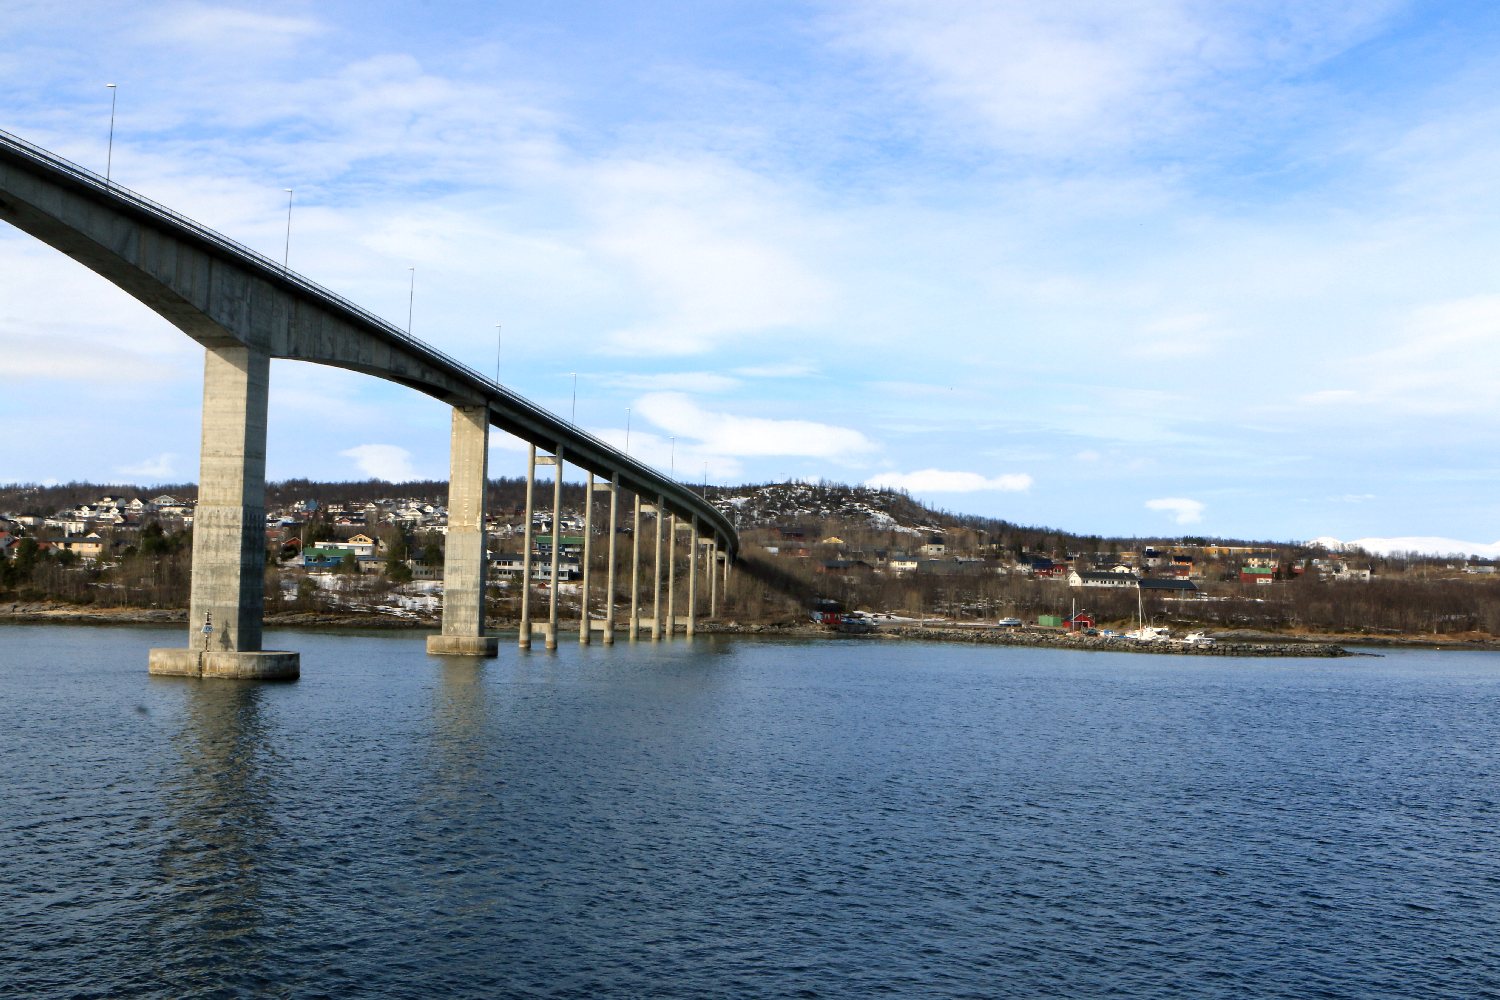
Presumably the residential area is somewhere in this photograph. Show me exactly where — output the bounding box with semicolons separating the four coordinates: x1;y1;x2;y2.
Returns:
3;478;1500;640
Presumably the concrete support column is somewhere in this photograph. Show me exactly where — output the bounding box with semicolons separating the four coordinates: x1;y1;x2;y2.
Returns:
547;446;563;650
427;405;498;656
651;496;663;641
519;444;536;649
629;494;641;641
580;471;593;646
686;519;698;638
149;345;297;680
709;538;718;617
603;478;618;645
665;513;677;640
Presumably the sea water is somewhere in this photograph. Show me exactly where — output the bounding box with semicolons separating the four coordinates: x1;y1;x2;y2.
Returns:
3;623;1498;997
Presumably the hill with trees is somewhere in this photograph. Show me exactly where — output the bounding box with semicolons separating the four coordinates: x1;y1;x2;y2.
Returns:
4;478;1499;641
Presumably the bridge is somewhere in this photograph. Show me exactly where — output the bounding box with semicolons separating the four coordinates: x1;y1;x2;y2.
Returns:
0;129;737;680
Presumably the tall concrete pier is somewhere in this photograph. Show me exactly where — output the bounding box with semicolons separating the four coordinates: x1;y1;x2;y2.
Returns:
147;346;298;680
427;405;498;656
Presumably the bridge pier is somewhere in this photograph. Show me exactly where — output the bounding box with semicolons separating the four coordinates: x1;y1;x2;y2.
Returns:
427;405;498;656
686;519;698;638
666;513;677;639
580;472;594;646
651;496;663;641
546;446;563;650
709;538;718;617
519;445;536;649
629;494;641;641
604;478;618;644
149;345;298;680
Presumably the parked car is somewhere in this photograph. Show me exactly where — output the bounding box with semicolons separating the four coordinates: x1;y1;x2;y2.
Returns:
997;617;1023;627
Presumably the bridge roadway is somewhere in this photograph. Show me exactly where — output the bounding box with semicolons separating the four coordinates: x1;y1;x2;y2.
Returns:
0;128;737;678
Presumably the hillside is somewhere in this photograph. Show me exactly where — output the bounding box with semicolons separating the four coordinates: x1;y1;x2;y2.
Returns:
5;478;1500;641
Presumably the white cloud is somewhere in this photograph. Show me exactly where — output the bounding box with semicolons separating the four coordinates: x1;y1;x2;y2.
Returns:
116;453;178;480
1130;311;1229;359
1146;496;1205;525
341;444;417;481
488;435;530;455
584;158;833;355
734;363;819;379
829;1;1400;156
1284;295;1500;423
146;4;323;50
607;372;742;394
590;428;744;483
2;331;185;384
865;469;1033;493
633;392;876;459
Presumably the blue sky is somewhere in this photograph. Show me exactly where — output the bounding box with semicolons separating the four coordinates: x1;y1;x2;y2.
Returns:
4;1;1500;553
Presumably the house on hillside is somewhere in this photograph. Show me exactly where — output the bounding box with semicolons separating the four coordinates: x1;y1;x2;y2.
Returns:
1068;569;1137;588
40;533;105;563
1026;558;1067;580
337;533;379;557
1239;565;1276;585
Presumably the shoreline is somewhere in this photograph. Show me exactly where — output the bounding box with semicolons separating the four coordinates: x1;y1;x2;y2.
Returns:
9;601;1499;655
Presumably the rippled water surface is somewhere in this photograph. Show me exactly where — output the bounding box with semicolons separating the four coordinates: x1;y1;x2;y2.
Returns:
4;624;1500;998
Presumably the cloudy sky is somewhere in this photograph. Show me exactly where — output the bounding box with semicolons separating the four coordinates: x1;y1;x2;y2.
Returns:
4;1;1500;551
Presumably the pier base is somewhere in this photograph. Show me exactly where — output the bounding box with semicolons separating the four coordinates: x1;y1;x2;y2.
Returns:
148;648;300;681
426;634;500;657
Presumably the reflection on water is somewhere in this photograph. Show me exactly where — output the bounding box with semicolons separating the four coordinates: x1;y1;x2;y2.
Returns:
145;679;294;993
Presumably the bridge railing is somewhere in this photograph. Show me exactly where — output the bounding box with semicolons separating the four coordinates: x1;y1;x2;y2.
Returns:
0;127;734;548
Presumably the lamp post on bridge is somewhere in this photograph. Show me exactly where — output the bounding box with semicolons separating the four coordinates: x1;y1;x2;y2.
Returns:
105;83;117;187
406;267;415;334
282;188;293;269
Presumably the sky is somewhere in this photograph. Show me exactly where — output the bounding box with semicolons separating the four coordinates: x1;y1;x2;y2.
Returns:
4;1;1500;555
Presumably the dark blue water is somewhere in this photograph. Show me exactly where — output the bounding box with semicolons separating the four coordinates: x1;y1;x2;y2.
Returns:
3;624;1499;998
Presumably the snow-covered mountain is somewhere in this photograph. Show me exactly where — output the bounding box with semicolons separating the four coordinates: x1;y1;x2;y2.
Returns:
1307;535;1500;559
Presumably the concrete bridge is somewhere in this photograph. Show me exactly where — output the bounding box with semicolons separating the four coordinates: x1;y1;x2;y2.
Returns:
0;129;737;680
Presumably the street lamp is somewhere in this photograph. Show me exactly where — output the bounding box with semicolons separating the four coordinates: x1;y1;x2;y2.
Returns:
406;267;415;334
105;83;117;187
625;408;631;453
494;323;502;384
282;188;293;269
570;372;577;423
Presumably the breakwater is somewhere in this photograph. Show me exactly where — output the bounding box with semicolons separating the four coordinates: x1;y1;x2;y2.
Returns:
704;621;1354;656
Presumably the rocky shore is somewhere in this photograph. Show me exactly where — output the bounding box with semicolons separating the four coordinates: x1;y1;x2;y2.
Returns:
695;621;1356;656
11;601;1499;656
